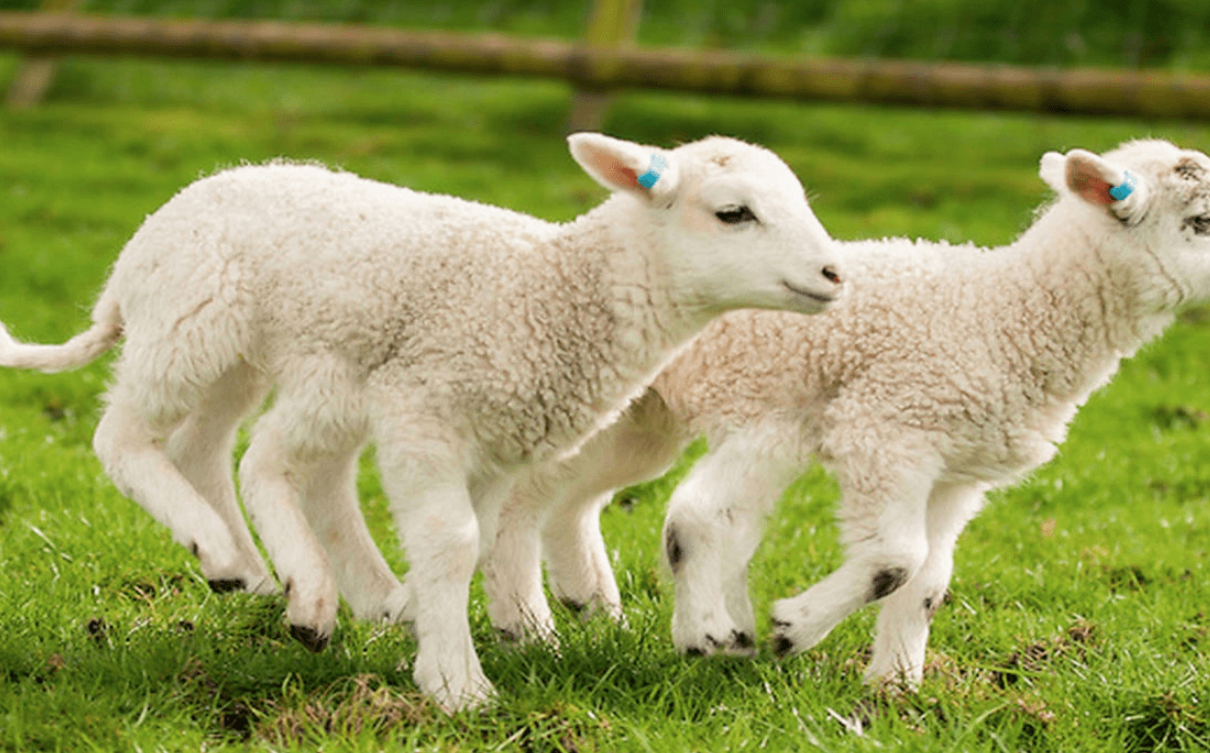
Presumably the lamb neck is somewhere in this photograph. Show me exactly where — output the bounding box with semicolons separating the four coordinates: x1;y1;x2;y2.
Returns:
1005;206;1176;406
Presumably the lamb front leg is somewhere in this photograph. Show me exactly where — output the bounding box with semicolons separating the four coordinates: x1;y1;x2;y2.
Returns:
481;475;558;643
375;421;493;712
542;491;622;621
543;389;689;619
769;443;938;668
770;444;940;661
665;423;807;656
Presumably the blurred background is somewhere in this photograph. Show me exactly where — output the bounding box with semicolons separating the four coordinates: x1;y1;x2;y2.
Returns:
1;0;1208;68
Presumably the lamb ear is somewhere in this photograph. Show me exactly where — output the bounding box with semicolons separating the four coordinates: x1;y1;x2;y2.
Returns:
1064;149;1123;206
1063;149;1150;221
1039;151;1066;194
568;132;679;202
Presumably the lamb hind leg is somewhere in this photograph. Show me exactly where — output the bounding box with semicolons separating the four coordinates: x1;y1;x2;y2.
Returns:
299;448;413;625
164;360;275;596
864;482;986;686
769;449;938;658
238;407;340;652
93;397;262;591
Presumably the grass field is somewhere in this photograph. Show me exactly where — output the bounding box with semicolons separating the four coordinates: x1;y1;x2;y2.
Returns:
1;53;1209;752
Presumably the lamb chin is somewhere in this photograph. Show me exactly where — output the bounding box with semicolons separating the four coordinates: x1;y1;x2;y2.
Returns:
781;280;836;311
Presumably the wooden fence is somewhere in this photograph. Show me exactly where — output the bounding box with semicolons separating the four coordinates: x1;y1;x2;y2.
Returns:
1;11;1209;120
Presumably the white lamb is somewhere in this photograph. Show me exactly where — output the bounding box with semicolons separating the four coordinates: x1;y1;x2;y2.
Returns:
0;133;844;711
480;138;1210;685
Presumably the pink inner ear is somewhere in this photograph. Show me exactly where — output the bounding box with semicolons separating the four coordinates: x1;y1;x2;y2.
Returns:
582;147;641;191
1069;170;1115;206
600;161;640;191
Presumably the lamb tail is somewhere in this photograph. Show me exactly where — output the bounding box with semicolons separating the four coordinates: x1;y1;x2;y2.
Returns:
0;294;122;374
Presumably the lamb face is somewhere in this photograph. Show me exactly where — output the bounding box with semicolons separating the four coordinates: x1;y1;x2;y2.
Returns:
569;133;844;318
1130;144;1210;302
1042;140;1210;311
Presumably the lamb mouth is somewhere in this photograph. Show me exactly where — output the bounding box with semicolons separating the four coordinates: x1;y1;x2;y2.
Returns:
782;280;837;304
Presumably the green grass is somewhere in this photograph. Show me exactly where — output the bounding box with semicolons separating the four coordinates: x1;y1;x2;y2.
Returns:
0;54;1209;751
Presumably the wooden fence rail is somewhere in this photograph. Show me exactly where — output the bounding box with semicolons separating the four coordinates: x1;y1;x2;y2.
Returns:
1;11;1208;119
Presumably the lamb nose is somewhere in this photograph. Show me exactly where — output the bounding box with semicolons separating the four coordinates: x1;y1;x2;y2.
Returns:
821;265;842;285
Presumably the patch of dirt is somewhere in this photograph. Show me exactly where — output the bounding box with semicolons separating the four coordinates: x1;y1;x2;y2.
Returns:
259;674;431;745
991;621;1098;690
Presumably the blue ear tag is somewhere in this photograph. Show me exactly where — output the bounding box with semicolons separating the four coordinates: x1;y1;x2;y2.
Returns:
1109;170;1137;201
637;154;667;189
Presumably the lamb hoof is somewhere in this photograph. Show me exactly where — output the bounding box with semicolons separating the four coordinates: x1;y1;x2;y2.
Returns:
559;598;586;615
684;629;756;658
683;633;727;657
289;624;330;653
208;578;245;594
729;630;756;655
771;620;796;657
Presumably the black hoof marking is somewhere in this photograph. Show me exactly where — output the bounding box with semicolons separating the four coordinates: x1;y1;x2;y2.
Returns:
208;578;245;594
289;624;329;653
923;589;949;621
685;646;707;657
923;596;938;621
869;567;909;602
664;525;684;573
731;631;754;649
560;599;587;615
773;635;795;657
86;617;110;646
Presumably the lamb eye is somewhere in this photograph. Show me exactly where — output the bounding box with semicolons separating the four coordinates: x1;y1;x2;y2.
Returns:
1184;215;1210;235
715;206;757;225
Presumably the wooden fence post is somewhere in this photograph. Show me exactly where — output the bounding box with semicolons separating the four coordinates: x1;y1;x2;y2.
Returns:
567;0;643;132
6;0;84;108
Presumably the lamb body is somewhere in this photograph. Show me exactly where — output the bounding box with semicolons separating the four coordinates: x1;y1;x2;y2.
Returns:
117;164;641;463
0;134;844;710
480;139;1210;684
